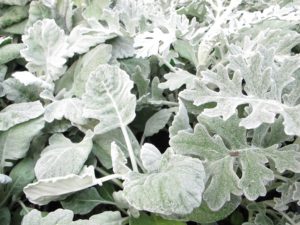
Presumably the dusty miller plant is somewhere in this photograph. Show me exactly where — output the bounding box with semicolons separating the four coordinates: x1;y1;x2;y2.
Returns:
0;0;300;224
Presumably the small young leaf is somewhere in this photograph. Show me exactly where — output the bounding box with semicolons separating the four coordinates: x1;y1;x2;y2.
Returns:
0;174;11;184
143;109;173;137
140;143;162;172
111;142;131;175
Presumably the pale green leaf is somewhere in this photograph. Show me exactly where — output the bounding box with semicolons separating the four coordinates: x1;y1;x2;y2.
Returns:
123;149;205;215
61;187;110;215
111;142;131;175
167;195;241;223
170;114;300;210
173;40;198;66
180;48;300;135
8;157;35;196
131;66;150;98
24;166;98;205
0;117;44;169
140;143;162;172
109;36;135;59
86;211;124;225
62;211;124;225
82;0;110;19
2;78;43;103
130;213;186;225
34;131;94;179
0;43;24;65
292;182;300;206
21;19;70;81
143;109;173;137
44;98;88;125
83;65;136;134
158;69;195;91
26;1;52;29
67;19;118;55
254;213;274;225
93;127;139;169
0;174;11;184
0;207;10;225
0;101;44;131
134;28;176;58
0;5;28;30
21;209;73;225
0;0;29;5
71;44;112;97
169;100;192;138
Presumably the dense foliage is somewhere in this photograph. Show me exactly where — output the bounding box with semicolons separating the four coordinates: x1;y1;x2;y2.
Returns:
0;0;300;224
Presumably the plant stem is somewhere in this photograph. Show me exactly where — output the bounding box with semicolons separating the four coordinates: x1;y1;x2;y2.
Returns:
95;167;123;188
18;200;29;214
264;201;297;225
120;125;138;172
102;81;139;172
274;174;289;182
97;174;124;184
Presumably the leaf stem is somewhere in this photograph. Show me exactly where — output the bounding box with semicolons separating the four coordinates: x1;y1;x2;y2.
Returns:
274;174;289;182
120;125;138;172
18;200;29;214
95;167;123;188
97;174;124;184
102;81;139;172
264;201;297;225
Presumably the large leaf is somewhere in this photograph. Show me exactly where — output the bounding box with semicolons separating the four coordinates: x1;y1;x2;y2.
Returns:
0;207;10;225
34;131;93;179
83;65;136;134
170;114;300;210
61;187;113;215
130;213;186;225
0;174;11;184
44;98;88;125
21;209;73;225
0;117;44;170
67;19;118;55
180;46;300;135
61;211;124;225
7;157;35;197
0;101;44;131
167;195;241;223
0;0;29;5
21;19;70;81
21;209;123;225
24;166;99;205
123;149;205;215
71;44;112;96
92;127;139;169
